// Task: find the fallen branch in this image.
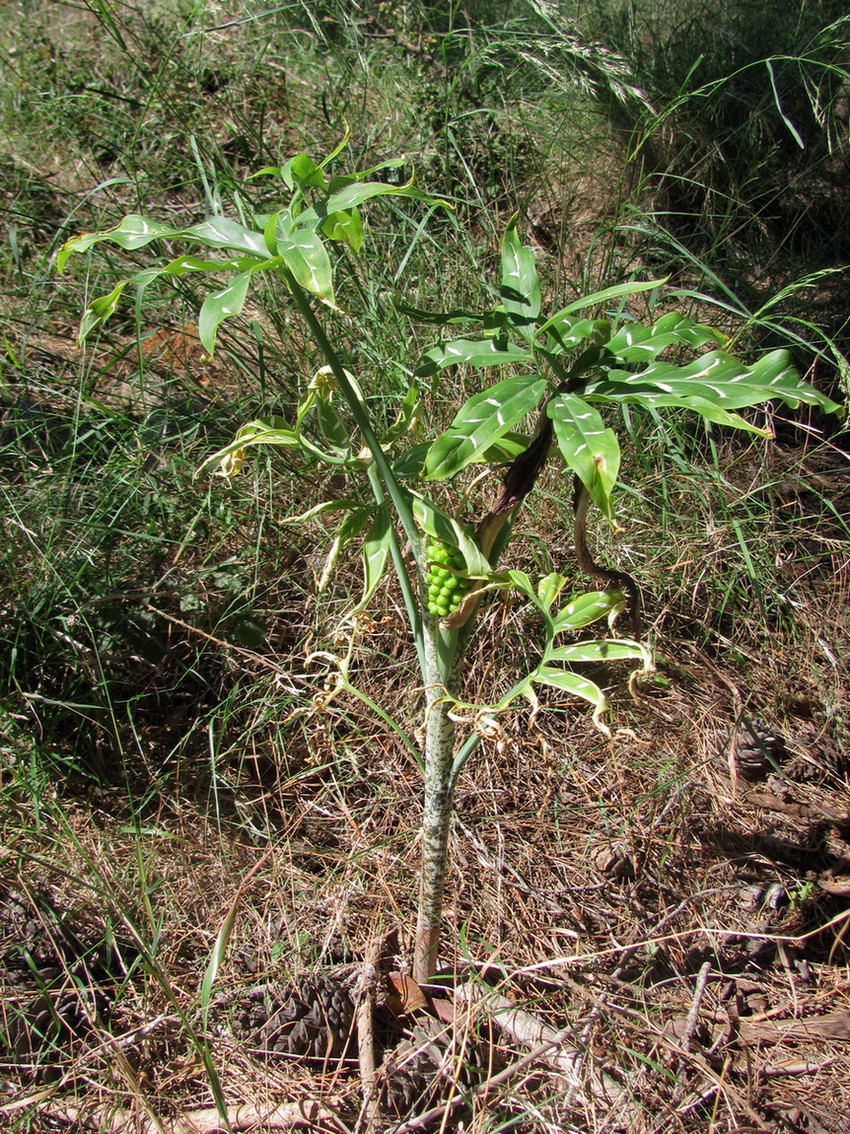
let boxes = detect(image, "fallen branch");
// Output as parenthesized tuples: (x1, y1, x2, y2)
(354, 935, 386, 1131)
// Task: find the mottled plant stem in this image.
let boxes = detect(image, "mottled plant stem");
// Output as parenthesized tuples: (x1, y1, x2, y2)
(413, 617, 463, 984)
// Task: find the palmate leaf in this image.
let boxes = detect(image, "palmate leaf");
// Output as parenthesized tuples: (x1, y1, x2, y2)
(425, 375, 547, 480)
(501, 216, 541, 336)
(60, 214, 277, 344)
(60, 169, 447, 341)
(414, 337, 533, 377)
(547, 393, 621, 524)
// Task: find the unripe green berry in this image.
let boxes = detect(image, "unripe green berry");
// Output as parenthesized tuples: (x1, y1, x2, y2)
(424, 533, 478, 618)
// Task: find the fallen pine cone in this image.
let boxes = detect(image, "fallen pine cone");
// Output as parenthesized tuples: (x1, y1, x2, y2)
(720, 716, 787, 780)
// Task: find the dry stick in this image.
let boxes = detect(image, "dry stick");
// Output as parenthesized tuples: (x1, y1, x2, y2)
(355, 937, 386, 1132)
(682, 961, 713, 1052)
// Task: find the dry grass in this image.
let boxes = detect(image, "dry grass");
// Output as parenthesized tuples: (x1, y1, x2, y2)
(2, 429, 848, 1133)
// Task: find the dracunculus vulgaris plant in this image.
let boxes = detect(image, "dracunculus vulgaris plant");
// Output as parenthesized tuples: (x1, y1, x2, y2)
(58, 143, 841, 983)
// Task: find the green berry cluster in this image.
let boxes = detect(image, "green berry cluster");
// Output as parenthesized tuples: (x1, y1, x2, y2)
(425, 538, 472, 618)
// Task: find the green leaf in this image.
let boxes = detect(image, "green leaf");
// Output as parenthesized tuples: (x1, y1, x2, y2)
(384, 382, 421, 443)
(324, 178, 417, 213)
(159, 253, 260, 277)
(281, 153, 326, 191)
(392, 444, 429, 478)
(547, 639, 651, 665)
(350, 509, 392, 614)
(295, 177, 449, 238)
(536, 573, 570, 612)
(58, 214, 179, 267)
(314, 394, 350, 451)
(605, 312, 726, 363)
(501, 569, 539, 603)
(198, 270, 251, 355)
(348, 156, 406, 179)
(766, 59, 805, 149)
(414, 338, 533, 378)
(479, 431, 530, 462)
(530, 666, 608, 714)
(424, 375, 547, 480)
(281, 498, 359, 525)
(396, 301, 495, 326)
(181, 217, 269, 258)
(277, 228, 335, 305)
(78, 280, 131, 340)
(318, 506, 374, 592)
(586, 348, 841, 416)
(411, 496, 491, 577)
(541, 315, 607, 352)
(200, 891, 241, 1031)
(536, 278, 668, 338)
(196, 418, 300, 477)
(76, 262, 171, 341)
(321, 208, 364, 252)
(500, 217, 541, 334)
(322, 177, 428, 214)
(551, 590, 625, 633)
(547, 393, 621, 523)
(60, 213, 274, 269)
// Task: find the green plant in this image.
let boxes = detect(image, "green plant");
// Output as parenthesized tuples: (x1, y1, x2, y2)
(58, 140, 841, 983)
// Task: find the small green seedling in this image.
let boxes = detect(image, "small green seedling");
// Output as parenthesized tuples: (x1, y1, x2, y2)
(59, 139, 841, 983)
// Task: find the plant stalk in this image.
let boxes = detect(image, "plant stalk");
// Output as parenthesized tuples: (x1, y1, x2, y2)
(414, 616, 464, 984)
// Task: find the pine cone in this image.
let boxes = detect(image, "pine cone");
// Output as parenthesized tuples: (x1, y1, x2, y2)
(380, 1036, 443, 1117)
(379, 1018, 493, 1118)
(725, 716, 786, 780)
(248, 972, 356, 1059)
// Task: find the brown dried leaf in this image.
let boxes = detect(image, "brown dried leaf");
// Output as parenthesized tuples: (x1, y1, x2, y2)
(385, 972, 429, 1015)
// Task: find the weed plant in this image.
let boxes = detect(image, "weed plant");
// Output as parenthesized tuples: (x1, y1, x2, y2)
(0, 2, 849, 1131)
